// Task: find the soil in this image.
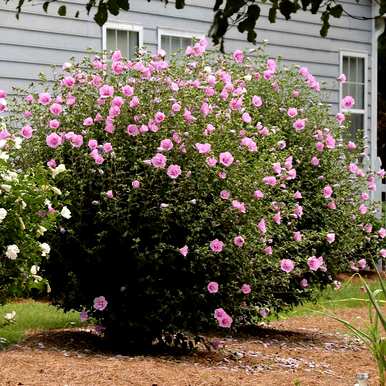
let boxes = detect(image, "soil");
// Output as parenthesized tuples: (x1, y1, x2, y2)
(0, 307, 383, 386)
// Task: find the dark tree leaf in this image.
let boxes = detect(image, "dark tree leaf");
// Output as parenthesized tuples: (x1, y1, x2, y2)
(58, 5, 66, 16)
(43, 1, 50, 13)
(300, 0, 311, 11)
(268, 6, 278, 23)
(329, 4, 343, 17)
(117, 0, 129, 11)
(320, 11, 330, 37)
(213, 0, 223, 11)
(247, 29, 257, 43)
(75, 10, 80, 17)
(94, 2, 108, 26)
(175, 0, 185, 9)
(380, 0, 386, 14)
(311, 0, 323, 14)
(107, 0, 120, 15)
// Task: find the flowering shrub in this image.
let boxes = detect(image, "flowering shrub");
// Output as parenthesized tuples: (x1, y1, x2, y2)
(6, 41, 386, 348)
(0, 115, 62, 304)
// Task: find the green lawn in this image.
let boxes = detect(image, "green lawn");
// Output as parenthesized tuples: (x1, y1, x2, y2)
(0, 278, 384, 348)
(0, 301, 81, 347)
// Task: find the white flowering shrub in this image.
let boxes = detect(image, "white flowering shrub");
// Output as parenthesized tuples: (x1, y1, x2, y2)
(5, 41, 386, 349)
(0, 115, 62, 303)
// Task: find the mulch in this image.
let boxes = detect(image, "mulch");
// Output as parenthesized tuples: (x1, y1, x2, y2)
(0, 307, 382, 386)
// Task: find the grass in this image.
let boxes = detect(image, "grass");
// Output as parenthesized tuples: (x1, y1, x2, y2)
(0, 278, 384, 348)
(0, 300, 81, 347)
(280, 278, 385, 319)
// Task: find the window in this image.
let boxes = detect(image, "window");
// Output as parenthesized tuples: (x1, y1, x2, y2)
(158, 29, 204, 57)
(340, 52, 368, 138)
(102, 23, 143, 60)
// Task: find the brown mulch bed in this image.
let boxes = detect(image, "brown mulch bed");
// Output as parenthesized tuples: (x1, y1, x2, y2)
(0, 307, 382, 386)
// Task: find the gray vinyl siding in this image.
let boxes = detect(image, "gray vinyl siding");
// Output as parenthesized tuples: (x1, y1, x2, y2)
(0, 0, 373, 144)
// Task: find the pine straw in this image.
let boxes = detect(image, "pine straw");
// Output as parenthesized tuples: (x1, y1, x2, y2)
(0, 307, 382, 386)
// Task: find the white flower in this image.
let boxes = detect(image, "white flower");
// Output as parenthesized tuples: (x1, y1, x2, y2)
(160, 203, 169, 208)
(5, 244, 19, 260)
(4, 311, 16, 322)
(0, 151, 9, 161)
(244, 74, 252, 81)
(0, 208, 7, 222)
(0, 140, 7, 149)
(1, 171, 18, 182)
(51, 164, 66, 178)
(204, 66, 212, 73)
(37, 225, 47, 237)
(0, 184, 11, 192)
(30, 265, 40, 275)
(60, 206, 71, 219)
(14, 137, 23, 149)
(40, 243, 50, 257)
(51, 187, 62, 195)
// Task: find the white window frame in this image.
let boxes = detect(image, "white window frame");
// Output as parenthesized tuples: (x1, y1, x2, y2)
(157, 27, 205, 53)
(102, 22, 144, 55)
(339, 50, 368, 136)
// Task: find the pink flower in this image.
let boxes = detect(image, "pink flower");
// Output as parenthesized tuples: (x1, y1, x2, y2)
(241, 284, 251, 295)
(293, 204, 303, 218)
(220, 190, 230, 200)
(106, 190, 114, 198)
(233, 235, 245, 248)
(380, 249, 386, 258)
(155, 111, 166, 123)
(327, 201, 337, 210)
(132, 180, 141, 189)
(179, 245, 189, 256)
(172, 102, 181, 113)
(160, 139, 174, 151)
(216, 312, 233, 328)
(263, 246, 273, 255)
(83, 117, 94, 126)
(336, 113, 345, 124)
(122, 85, 134, 97)
(254, 190, 264, 199)
(38, 92, 52, 105)
(46, 133, 62, 148)
(341, 95, 355, 109)
(50, 103, 62, 116)
(207, 157, 218, 167)
(49, 119, 60, 129)
(280, 259, 295, 273)
(322, 185, 333, 199)
(151, 153, 167, 169)
(47, 159, 57, 168)
(360, 192, 369, 201)
(252, 95, 263, 107)
(207, 281, 219, 294)
(378, 228, 386, 239)
(233, 49, 244, 63)
(294, 191, 302, 200)
(357, 259, 367, 270)
(167, 164, 182, 179)
(311, 156, 320, 167)
(103, 143, 113, 153)
(326, 233, 335, 244)
(219, 152, 234, 167)
(0, 89, 6, 98)
(20, 125, 33, 139)
(232, 200, 246, 213)
(127, 124, 139, 136)
(359, 204, 368, 215)
(257, 218, 267, 235)
(307, 256, 324, 271)
(242, 112, 252, 124)
(273, 212, 282, 224)
(293, 231, 302, 242)
(337, 73, 346, 83)
(300, 279, 309, 288)
(93, 296, 108, 311)
(262, 176, 277, 186)
(195, 143, 211, 154)
(99, 85, 114, 98)
(112, 50, 122, 61)
(287, 107, 298, 117)
(325, 134, 336, 149)
(293, 119, 306, 132)
(71, 134, 83, 148)
(80, 310, 88, 322)
(210, 239, 224, 253)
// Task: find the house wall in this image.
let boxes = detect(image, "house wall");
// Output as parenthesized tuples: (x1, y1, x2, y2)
(0, 0, 373, 146)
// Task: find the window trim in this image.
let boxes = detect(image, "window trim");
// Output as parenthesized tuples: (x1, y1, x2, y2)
(339, 51, 368, 135)
(157, 27, 205, 53)
(102, 22, 144, 54)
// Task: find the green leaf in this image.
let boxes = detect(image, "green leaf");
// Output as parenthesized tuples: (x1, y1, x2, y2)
(57, 5, 66, 16)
